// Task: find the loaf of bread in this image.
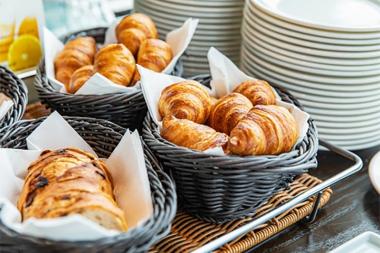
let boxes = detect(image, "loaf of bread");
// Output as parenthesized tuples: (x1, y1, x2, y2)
(18, 148, 128, 232)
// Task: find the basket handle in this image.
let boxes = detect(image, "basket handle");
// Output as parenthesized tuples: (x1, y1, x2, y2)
(192, 139, 363, 253)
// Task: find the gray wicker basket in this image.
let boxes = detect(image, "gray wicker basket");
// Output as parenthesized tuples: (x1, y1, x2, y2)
(143, 74, 319, 223)
(34, 27, 183, 130)
(0, 66, 27, 130)
(0, 116, 177, 253)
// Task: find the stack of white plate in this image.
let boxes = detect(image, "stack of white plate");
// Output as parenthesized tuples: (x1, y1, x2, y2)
(241, 0, 380, 150)
(134, 0, 244, 77)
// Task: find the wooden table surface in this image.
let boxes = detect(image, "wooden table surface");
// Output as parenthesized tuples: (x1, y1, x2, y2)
(254, 146, 380, 253)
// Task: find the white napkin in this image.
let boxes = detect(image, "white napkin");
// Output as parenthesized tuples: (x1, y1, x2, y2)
(44, 17, 198, 95)
(0, 93, 14, 121)
(0, 112, 153, 241)
(208, 47, 310, 145)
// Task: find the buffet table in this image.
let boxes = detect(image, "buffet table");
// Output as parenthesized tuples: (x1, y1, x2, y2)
(254, 147, 380, 253)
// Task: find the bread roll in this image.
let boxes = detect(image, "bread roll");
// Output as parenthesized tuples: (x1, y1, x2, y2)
(161, 116, 228, 151)
(54, 37, 96, 90)
(233, 80, 276, 105)
(69, 65, 94, 93)
(116, 13, 158, 56)
(94, 44, 136, 86)
(228, 105, 298, 156)
(208, 93, 253, 134)
(159, 80, 212, 124)
(132, 39, 173, 84)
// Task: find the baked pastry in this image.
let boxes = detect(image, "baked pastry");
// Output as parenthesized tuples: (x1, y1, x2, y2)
(18, 148, 128, 232)
(228, 105, 298, 156)
(54, 37, 96, 90)
(161, 116, 228, 151)
(116, 13, 158, 56)
(208, 93, 253, 134)
(94, 44, 136, 86)
(233, 80, 276, 105)
(132, 39, 173, 84)
(159, 80, 212, 124)
(69, 65, 94, 93)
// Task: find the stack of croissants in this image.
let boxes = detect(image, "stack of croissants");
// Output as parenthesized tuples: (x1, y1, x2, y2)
(17, 148, 128, 232)
(159, 79, 299, 156)
(54, 13, 173, 93)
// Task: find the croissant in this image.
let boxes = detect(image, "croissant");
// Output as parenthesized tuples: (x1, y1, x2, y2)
(233, 80, 276, 105)
(228, 105, 298, 156)
(94, 43, 136, 86)
(18, 148, 128, 232)
(132, 39, 173, 84)
(116, 13, 158, 56)
(69, 65, 94, 93)
(54, 36, 96, 90)
(159, 80, 212, 124)
(161, 116, 229, 151)
(208, 93, 253, 135)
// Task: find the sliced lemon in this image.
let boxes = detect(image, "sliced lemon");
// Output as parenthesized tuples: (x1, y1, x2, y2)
(8, 35, 42, 71)
(18, 17, 39, 38)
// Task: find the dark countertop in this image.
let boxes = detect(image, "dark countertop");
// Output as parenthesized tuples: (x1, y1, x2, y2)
(255, 146, 380, 253)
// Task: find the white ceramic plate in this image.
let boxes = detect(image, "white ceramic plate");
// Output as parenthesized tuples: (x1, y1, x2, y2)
(248, 1, 380, 40)
(246, 5, 380, 46)
(316, 117, 380, 129)
(241, 50, 380, 89)
(240, 59, 380, 97)
(330, 232, 380, 252)
(369, 154, 380, 194)
(242, 32, 380, 66)
(242, 24, 380, 59)
(137, 0, 244, 14)
(244, 10, 380, 52)
(319, 128, 380, 140)
(244, 38, 380, 72)
(254, 0, 380, 32)
(245, 44, 380, 78)
(325, 138, 380, 151)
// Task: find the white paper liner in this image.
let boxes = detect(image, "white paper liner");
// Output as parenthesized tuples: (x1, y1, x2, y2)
(138, 48, 310, 155)
(0, 93, 14, 121)
(207, 47, 310, 145)
(44, 17, 198, 95)
(0, 112, 153, 241)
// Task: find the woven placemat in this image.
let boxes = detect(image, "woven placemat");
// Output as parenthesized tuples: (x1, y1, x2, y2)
(150, 174, 332, 253)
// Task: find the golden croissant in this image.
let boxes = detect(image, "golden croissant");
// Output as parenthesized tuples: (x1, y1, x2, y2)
(116, 13, 158, 56)
(161, 116, 229, 151)
(132, 39, 173, 84)
(18, 148, 128, 232)
(228, 105, 298, 156)
(94, 43, 136, 86)
(208, 93, 253, 134)
(54, 37, 96, 90)
(159, 80, 212, 124)
(233, 80, 276, 105)
(69, 65, 94, 93)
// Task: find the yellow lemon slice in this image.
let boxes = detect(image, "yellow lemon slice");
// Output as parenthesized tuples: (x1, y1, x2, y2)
(8, 35, 42, 71)
(18, 17, 39, 38)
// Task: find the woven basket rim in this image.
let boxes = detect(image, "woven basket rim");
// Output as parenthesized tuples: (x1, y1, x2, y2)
(0, 66, 28, 129)
(143, 74, 318, 172)
(0, 116, 177, 247)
